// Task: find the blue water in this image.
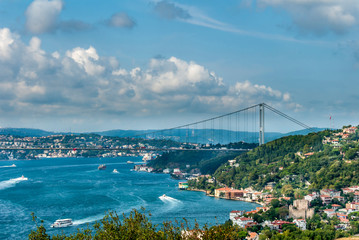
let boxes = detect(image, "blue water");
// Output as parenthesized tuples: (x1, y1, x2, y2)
(0, 157, 259, 239)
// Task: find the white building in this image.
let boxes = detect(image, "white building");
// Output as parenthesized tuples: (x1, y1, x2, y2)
(294, 219, 306, 230)
(233, 217, 254, 228)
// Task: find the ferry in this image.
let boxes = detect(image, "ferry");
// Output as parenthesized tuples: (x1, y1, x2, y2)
(98, 164, 106, 170)
(51, 219, 73, 228)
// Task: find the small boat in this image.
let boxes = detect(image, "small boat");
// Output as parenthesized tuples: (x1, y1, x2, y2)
(51, 219, 73, 228)
(113, 169, 119, 173)
(21, 175, 28, 180)
(126, 161, 134, 164)
(11, 164, 16, 167)
(98, 164, 106, 170)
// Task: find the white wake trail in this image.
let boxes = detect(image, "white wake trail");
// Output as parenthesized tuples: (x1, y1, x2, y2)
(0, 176, 28, 190)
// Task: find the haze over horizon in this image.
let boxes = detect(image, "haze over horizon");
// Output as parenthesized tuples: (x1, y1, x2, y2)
(0, 0, 358, 133)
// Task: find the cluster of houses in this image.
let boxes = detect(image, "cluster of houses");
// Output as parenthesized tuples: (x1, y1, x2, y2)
(229, 207, 306, 240)
(225, 185, 359, 236)
(214, 187, 290, 205)
(322, 126, 357, 146)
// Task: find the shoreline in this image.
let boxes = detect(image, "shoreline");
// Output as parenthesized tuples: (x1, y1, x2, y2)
(187, 188, 265, 206)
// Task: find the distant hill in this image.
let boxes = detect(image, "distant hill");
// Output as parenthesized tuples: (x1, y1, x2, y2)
(0, 128, 54, 137)
(0, 127, 325, 143)
(95, 128, 325, 144)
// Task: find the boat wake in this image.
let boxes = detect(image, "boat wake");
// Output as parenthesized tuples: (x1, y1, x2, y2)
(0, 176, 28, 190)
(72, 214, 104, 226)
(0, 164, 16, 168)
(159, 194, 181, 203)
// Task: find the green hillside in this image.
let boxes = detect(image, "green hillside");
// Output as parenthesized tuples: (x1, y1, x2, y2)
(213, 127, 359, 193)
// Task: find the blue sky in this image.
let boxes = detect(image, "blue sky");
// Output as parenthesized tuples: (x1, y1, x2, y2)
(0, 0, 358, 132)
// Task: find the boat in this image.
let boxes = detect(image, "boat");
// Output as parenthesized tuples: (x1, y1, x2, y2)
(11, 164, 16, 167)
(20, 175, 28, 180)
(113, 169, 119, 173)
(98, 164, 106, 170)
(51, 219, 73, 228)
(126, 161, 134, 164)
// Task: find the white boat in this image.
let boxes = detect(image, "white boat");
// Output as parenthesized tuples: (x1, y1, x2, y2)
(159, 194, 180, 202)
(126, 161, 134, 164)
(51, 219, 73, 228)
(20, 175, 28, 180)
(113, 169, 119, 173)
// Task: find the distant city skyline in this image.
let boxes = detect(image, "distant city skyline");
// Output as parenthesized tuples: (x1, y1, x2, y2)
(0, 0, 358, 132)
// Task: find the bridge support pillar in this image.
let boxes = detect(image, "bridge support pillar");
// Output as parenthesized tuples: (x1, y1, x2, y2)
(259, 103, 265, 145)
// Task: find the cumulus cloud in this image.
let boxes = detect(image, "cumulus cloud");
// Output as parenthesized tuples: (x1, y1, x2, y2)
(0, 27, 295, 119)
(25, 0, 63, 34)
(107, 12, 136, 29)
(153, 1, 191, 20)
(258, 0, 359, 35)
(25, 0, 91, 34)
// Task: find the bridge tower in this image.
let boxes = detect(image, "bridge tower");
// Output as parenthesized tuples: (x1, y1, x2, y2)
(259, 103, 265, 145)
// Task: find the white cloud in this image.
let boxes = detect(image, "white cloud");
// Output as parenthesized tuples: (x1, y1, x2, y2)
(66, 46, 105, 76)
(107, 12, 136, 28)
(25, 0, 63, 34)
(0, 28, 18, 61)
(258, 0, 359, 35)
(0, 27, 295, 119)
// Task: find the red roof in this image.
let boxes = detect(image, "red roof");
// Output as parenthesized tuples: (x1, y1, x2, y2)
(235, 217, 253, 221)
(230, 210, 243, 213)
(216, 187, 231, 191)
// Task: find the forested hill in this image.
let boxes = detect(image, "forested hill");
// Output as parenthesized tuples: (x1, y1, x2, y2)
(213, 127, 359, 193)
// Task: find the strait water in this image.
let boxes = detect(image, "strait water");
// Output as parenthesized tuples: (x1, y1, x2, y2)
(0, 157, 259, 239)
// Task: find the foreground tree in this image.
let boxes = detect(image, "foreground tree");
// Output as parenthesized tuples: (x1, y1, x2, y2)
(29, 208, 248, 240)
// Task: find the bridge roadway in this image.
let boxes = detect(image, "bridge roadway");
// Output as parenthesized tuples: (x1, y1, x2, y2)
(0, 147, 250, 152)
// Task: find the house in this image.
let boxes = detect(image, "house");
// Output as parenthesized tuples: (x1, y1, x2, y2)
(346, 202, 359, 211)
(163, 168, 170, 174)
(354, 192, 359, 202)
(178, 182, 188, 190)
(293, 219, 306, 230)
(333, 196, 345, 202)
(233, 217, 254, 228)
(323, 209, 336, 217)
(320, 195, 332, 205)
(228, 159, 236, 166)
(320, 189, 341, 198)
(271, 220, 294, 231)
(214, 187, 232, 198)
(173, 168, 181, 174)
(343, 126, 357, 134)
(246, 232, 259, 240)
(214, 187, 244, 199)
(336, 213, 349, 223)
(342, 188, 355, 194)
(304, 192, 319, 202)
(229, 210, 244, 222)
(332, 204, 341, 211)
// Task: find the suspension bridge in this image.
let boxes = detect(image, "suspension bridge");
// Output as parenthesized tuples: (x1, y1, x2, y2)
(0, 103, 314, 153)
